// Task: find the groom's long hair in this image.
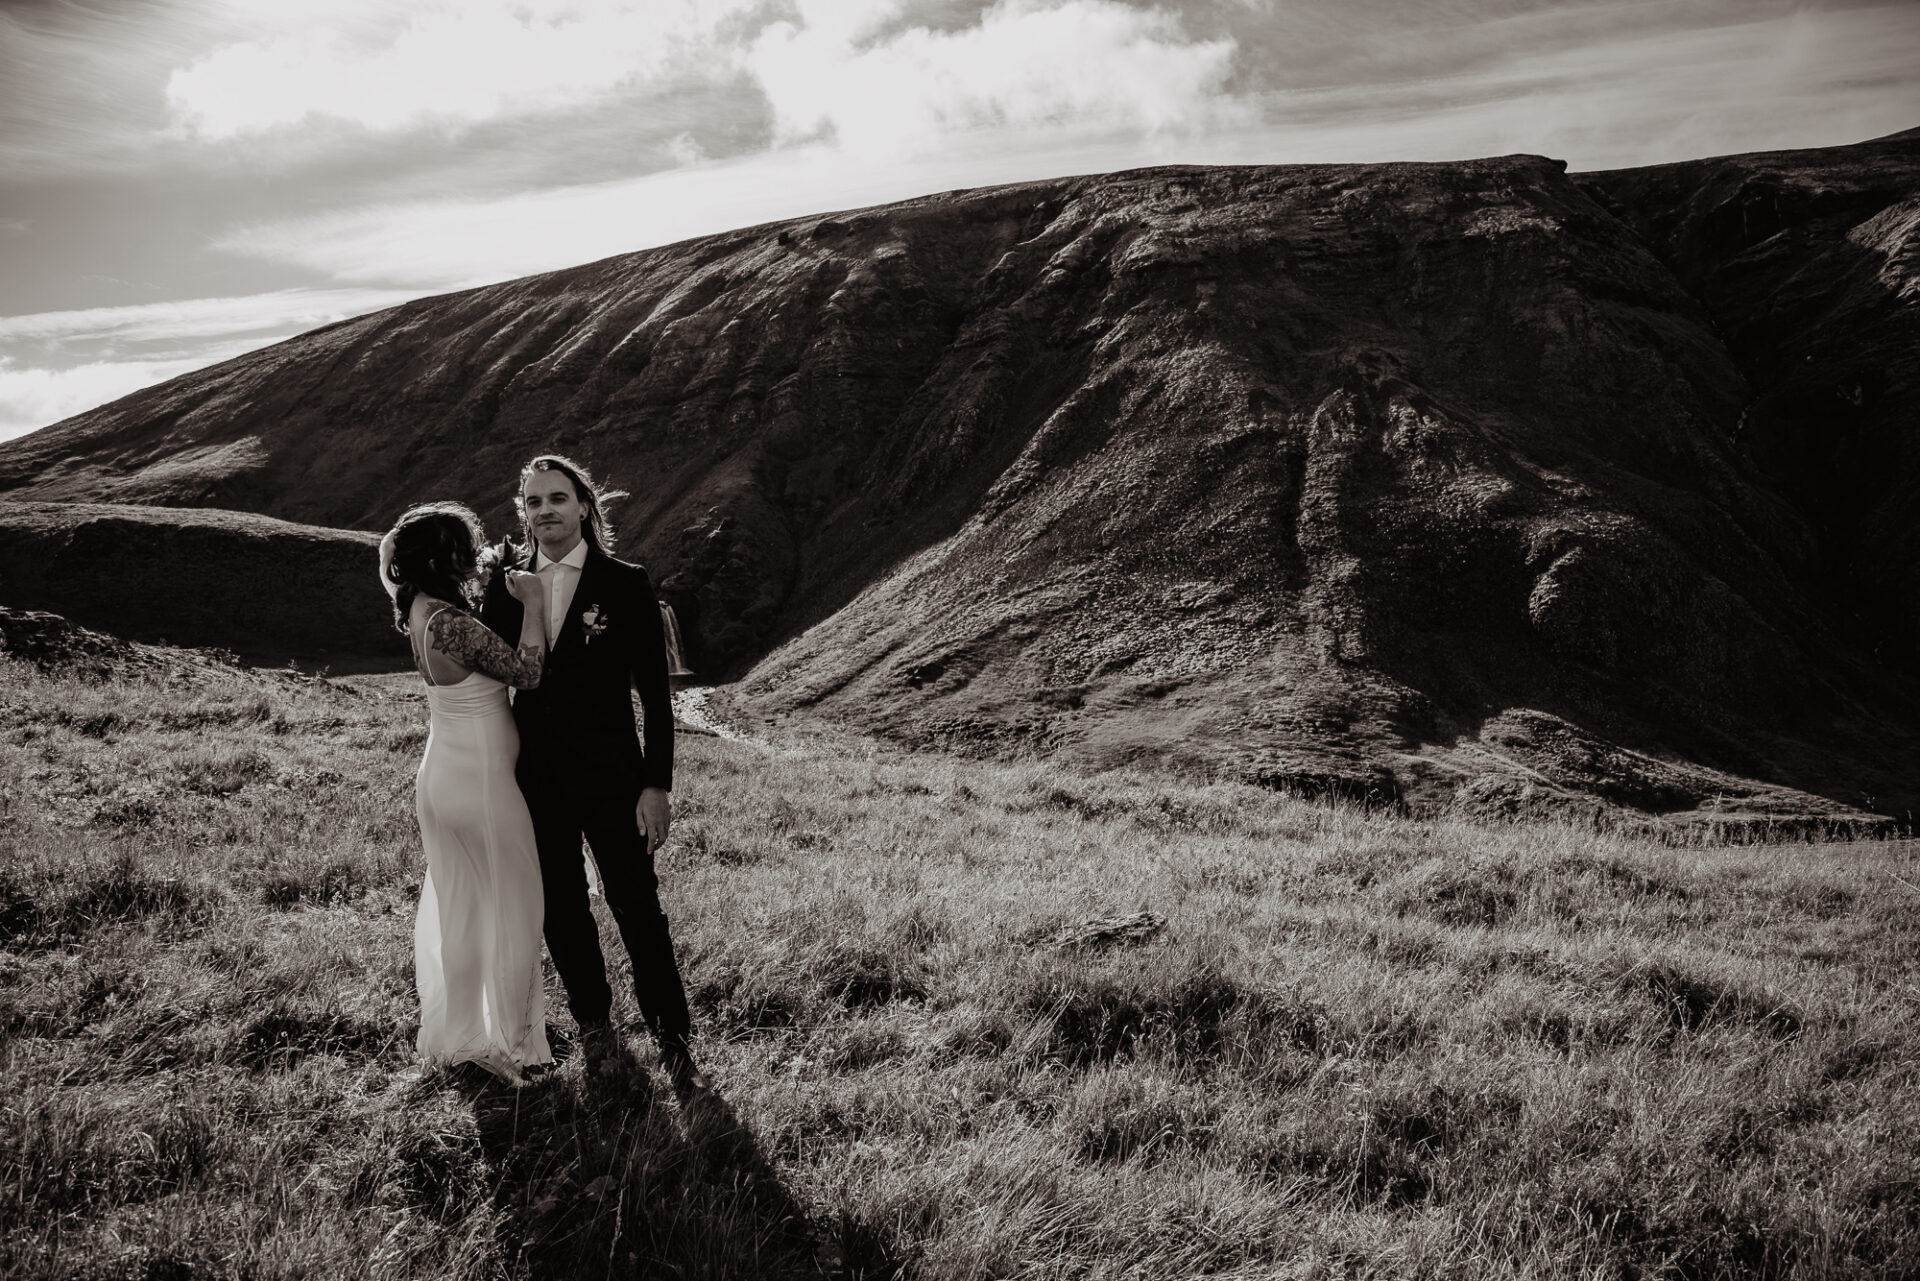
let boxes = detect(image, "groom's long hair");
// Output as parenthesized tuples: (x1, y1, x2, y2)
(515, 454, 627, 556)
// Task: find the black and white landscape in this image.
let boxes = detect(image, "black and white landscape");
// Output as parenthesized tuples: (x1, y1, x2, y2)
(6, 129, 1920, 828)
(4, 3, 1920, 1278)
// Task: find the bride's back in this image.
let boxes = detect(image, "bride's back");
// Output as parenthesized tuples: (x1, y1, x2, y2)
(409, 596, 482, 687)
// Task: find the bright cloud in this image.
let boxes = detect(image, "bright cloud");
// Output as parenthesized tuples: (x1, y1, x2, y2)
(208, 3, 1920, 294)
(166, 0, 760, 138)
(213, 141, 1052, 288)
(751, 0, 1243, 157)
(0, 287, 426, 439)
(0, 356, 227, 440)
(164, 0, 1246, 153)
(0, 287, 422, 353)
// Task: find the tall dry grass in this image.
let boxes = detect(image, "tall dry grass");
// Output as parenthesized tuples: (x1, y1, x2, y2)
(3, 651, 1918, 1279)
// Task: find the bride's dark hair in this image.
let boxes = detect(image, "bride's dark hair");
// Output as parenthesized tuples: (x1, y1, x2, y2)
(383, 503, 492, 633)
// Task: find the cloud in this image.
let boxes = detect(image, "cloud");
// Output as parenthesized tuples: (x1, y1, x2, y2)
(162, 0, 1247, 157)
(750, 0, 1244, 158)
(213, 135, 1196, 289)
(0, 287, 426, 439)
(0, 355, 231, 441)
(0, 2, 188, 176)
(1234, 1, 1920, 169)
(202, 0, 1250, 288)
(0, 287, 421, 353)
(208, 2, 1920, 294)
(165, 0, 762, 139)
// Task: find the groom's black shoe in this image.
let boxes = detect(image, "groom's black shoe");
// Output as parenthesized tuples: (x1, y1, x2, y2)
(659, 1035, 710, 1099)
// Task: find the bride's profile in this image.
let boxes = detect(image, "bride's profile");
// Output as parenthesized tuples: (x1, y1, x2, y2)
(380, 502, 553, 1084)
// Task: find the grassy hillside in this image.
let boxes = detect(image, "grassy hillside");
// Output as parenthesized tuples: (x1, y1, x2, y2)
(3, 648, 1919, 1279)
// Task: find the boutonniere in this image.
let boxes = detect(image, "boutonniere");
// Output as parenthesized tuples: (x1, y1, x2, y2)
(580, 604, 609, 642)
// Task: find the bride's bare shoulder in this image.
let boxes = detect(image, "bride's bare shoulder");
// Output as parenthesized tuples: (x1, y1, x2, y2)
(408, 594, 459, 629)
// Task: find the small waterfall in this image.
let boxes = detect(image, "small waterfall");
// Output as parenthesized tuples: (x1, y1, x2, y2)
(659, 602, 695, 677)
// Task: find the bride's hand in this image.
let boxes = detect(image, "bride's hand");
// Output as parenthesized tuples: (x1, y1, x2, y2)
(504, 568, 544, 607)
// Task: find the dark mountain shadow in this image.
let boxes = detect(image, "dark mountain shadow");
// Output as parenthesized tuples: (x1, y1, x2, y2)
(1583, 131, 1920, 680)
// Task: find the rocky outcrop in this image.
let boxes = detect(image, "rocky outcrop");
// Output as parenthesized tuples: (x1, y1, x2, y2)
(1, 606, 164, 679)
(3, 134, 1917, 824)
(0, 503, 404, 667)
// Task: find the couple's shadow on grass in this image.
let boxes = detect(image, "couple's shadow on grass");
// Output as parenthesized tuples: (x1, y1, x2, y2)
(436, 1032, 903, 1280)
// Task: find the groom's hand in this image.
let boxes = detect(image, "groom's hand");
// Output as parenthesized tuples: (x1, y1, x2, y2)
(637, 787, 672, 853)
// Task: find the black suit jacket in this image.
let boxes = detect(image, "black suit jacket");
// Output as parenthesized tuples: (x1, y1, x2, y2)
(481, 542, 674, 796)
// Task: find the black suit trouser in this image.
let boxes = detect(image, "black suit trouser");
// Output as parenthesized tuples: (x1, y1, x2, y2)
(522, 779, 691, 1039)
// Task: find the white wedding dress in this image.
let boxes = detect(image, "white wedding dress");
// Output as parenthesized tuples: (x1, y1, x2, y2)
(412, 661, 552, 1082)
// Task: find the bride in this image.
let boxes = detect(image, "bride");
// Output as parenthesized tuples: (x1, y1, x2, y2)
(380, 503, 553, 1083)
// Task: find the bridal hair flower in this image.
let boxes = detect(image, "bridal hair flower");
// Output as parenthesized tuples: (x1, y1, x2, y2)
(377, 529, 401, 601)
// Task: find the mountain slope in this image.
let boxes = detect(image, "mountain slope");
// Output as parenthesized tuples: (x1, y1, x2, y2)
(4, 137, 1916, 823)
(1583, 133, 1920, 677)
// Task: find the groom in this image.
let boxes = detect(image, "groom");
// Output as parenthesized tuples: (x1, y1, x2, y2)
(480, 453, 705, 1094)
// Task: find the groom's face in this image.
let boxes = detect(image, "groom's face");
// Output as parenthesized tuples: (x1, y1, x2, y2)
(522, 468, 584, 555)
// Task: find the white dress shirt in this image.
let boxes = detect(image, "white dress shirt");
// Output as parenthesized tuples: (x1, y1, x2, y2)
(533, 539, 589, 643)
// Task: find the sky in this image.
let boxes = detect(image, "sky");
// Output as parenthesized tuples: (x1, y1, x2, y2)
(1, 0, 1916, 441)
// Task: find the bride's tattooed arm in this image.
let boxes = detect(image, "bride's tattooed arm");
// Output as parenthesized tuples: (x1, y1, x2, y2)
(428, 609, 545, 688)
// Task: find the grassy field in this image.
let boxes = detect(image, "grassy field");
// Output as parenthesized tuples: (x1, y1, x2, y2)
(4, 646, 1920, 1280)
